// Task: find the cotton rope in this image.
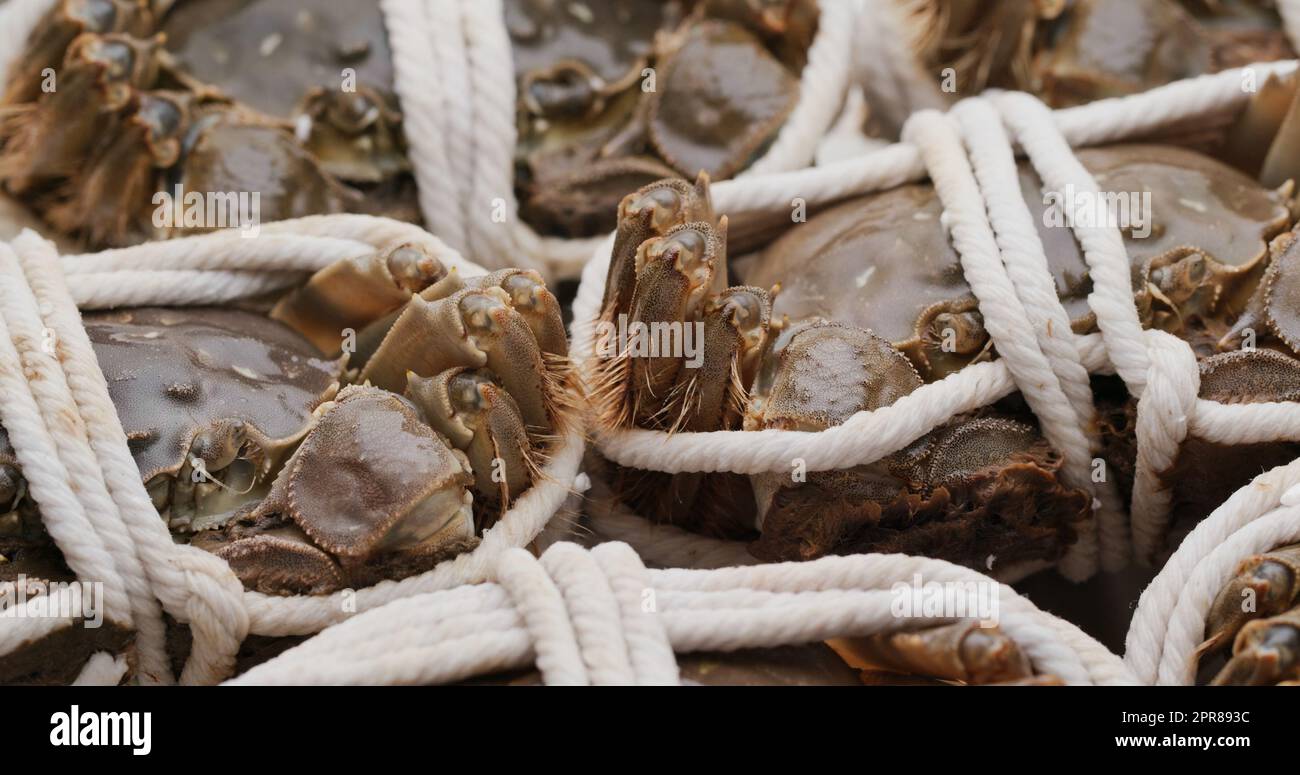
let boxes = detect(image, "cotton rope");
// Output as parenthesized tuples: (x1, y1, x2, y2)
(0, 218, 584, 684)
(226, 540, 1136, 685)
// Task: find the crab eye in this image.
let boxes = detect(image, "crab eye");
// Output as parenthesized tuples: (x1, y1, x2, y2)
(385, 244, 444, 293)
(1182, 254, 1207, 284)
(189, 420, 246, 470)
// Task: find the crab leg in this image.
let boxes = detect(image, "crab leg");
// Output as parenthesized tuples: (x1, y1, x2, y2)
(1199, 543, 1300, 659)
(0, 32, 161, 194)
(840, 621, 1035, 685)
(1212, 605, 1300, 686)
(1, 0, 154, 106)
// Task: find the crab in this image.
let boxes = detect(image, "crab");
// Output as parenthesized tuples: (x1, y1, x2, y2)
(0, 0, 412, 247)
(510, 0, 813, 237)
(892, 0, 1293, 117)
(590, 174, 1089, 570)
(80, 243, 574, 595)
(590, 138, 1300, 571)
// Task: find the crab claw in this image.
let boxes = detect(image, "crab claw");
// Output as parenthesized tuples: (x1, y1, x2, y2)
(407, 368, 533, 513)
(1211, 606, 1300, 685)
(602, 173, 715, 321)
(46, 89, 186, 244)
(1, 0, 154, 106)
(1199, 544, 1300, 659)
(839, 621, 1034, 685)
(361, 281, 569, 437)
(0, 32, 161, 194)
(210, 387, 476, 595)
(271, 242, 456, 357)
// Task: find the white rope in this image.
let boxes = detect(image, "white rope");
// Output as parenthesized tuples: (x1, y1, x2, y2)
(228, 541, 1134, 685)
(72, 652, 130, 686)
(0, 218, 583, 683)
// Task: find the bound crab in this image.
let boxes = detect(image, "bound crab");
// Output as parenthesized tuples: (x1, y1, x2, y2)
(510, 0, 817, 237)
(0, 0, 412, 247)
(589, 125, 1300, 571)
(1194, 542, 1300, 685)
(66, 244, 574, 596)
(877, 0, 1293, 124)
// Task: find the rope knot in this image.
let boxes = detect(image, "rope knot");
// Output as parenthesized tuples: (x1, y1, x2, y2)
(492, 542, 677, 685)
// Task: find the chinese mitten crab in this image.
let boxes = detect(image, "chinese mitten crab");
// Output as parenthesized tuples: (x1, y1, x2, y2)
(892, 0, 1293, 113)
(591, 174, 1090, 571)
(0, 0, 412, 246)
(82, 245, 574, 595)
(591, 136, 1300, 572)
(509, 0, 816, 237)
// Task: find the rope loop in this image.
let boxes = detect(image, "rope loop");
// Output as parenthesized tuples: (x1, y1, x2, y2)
(228, 541, 1134, 685)
(0, 216, 584, 684)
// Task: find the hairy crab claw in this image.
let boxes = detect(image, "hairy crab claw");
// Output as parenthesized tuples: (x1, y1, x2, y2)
(1, 0, 156, 107)
(270, 241, 457, 359)
(0, 0, 409, 248)
(193, 386, 477, 596)
(0, 31, 162, 196)
(509, 0, 813, 238)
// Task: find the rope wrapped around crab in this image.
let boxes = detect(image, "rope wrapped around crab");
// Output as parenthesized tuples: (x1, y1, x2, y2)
(584, 68, 1300, 578)
(0, 243, 575, 682)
